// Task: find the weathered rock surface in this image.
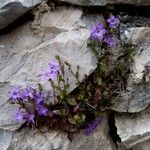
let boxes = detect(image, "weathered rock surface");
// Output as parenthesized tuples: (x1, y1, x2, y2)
(115, 106, 150, 149)
(69, 114, 116, 150)
(0, 0, 44, 30)
(0, 103, 23, 131)
(0, 113, 116, 150)
(0, 129, 12, 150)
(57, 0, 150, 6)
(7, 128, 70, 150)
(111, 27, 150, 112)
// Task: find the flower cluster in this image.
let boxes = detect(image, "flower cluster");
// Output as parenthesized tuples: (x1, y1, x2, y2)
(9, 86, 34, 103)
(91, 23, 107, 41)
(9, 85, 49, 124)
(91, 15, 120, 47)
(9, 59, 88, 132)
(13, 107, 35, 124)
(40, 61, 60, 81)
(9, 60, 61, 125)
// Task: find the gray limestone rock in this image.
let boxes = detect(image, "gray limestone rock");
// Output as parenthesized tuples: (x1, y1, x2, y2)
(0, 103, 23, 131)
(7, 128, 70, 150)
(69, 114, 116, 150)
(115, 106, 150, 149)
(0, 0, 44, 30)
(0, 129, 12, 150)
(57, 0, 150, 6)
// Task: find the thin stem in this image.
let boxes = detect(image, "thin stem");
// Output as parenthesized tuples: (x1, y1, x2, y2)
(49, 80, 56, 103)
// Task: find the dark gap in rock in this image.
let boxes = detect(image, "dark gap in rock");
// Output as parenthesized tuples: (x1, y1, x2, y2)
(0, 12, 34, 36)
(108, 112, 121, 149)
(52, 0, 150, 18)
(110, 4, 150, 27)
(52, 0, 150, 17)
(108, 4, 150, 17)
(51, 0, 79, 7)
(51, 1, 150, 27)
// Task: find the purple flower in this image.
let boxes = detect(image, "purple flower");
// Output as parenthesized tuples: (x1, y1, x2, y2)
(34, 91, 45, 105)
(104, 36, 115, 47)
(49, 60, 60, 72)
(40, 60, 60, 81)
(36, 105, 48, 116)
(40, 69, 52, 80)
(9, 87, 22, 102)
(91, 23, 107, 41)
(12, 107, 26, 123)
(20, 87, 34, 103)
(107, 15, 120, 29)
(48, 70, 59, 81)
(91, 26, 97, 35)
(97, 23, 104, 30)
(83, 118, 102, 136)
(23, 87, 34, 98)
(25, 112, 35, 124)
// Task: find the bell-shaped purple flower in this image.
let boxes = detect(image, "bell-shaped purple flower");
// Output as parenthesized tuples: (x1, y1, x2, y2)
(91, 23, 107, 41)
(40, 60, 60, 81)
(12, 107, 26, 123)
(107, 15, 120, 29)
(23, 87, 34, 98)
(104, 36, 115, 47)
(25, 112, 35, 125)
(49, 60, 60, 72)
(36, 105, 48, 116)
(9, 87, 22, 102)
(34, 91, 45, 105)
(20, 87, 34, 103)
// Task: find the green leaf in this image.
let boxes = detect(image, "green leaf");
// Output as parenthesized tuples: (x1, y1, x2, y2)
(61, 109, 67, 116)
(53, 85, 60, 91)
(99, 62, 107, 73)
(81, 114, 86, 121)
(73, 115, 82, 122)
(38, 83, 43, 91)
(97, 78, 102, 86)
(55, 55, 61, 61)
(59, 76, 65, 82)
(65, 84, 70, 89)
(67, 98, 77, 106)
(103, 91, 109, 98)
(60, 94, 64, 100)
(68, 117, 76, 125)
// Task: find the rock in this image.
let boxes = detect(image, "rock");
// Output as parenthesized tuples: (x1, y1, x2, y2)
(57, 0, 150, 6)
(41, 7, 83, 31)
(0, 6, 99, 131)
(69, 114, 116, 150)
(111, 27, 150, 112)
(132, 138, 150, 150)
(0, 0, 44, 30)
(7, 128, 70, 150)
(0, 129, 12, 150)
(115, 106, 150, 149)
(0, 103, 23, 131)
(0, 113, 116, 150)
